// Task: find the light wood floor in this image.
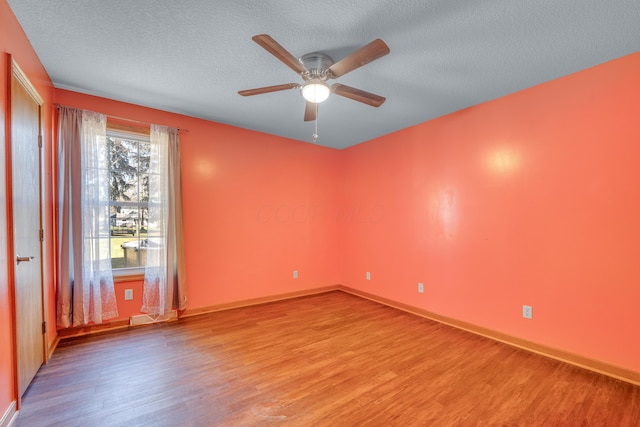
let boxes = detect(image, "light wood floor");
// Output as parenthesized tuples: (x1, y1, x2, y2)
(15, 291, 640, 426)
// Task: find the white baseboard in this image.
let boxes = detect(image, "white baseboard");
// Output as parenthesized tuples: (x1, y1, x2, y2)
(0, 401, 17, 427)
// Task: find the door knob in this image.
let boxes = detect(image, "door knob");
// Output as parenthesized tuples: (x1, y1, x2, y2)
(16, 255, 35, 264)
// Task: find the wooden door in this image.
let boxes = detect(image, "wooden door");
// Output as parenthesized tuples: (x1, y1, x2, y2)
(9, 58, 45, 398)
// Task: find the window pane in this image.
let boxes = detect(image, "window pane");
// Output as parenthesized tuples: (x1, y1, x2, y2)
(110, 204, 136, 269)
(140, 206, 149, 234)
(120, 238, 147, 269)
(139, 172, 149, 203)
(110, 205, 138, 234)
(108, 137, 141, 203)
(133, 140, 150, 173)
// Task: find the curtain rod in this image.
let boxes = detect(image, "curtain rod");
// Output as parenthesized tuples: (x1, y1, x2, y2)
(55, 103, 189, 133)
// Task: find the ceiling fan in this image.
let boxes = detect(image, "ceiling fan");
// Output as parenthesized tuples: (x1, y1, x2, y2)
(238, 34, 390, 122)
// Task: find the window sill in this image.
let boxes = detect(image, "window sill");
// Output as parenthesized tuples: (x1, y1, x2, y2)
(114, 273, 144, 283)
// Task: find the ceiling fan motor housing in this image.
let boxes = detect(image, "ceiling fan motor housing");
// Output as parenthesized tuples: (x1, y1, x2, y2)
(300, 52, 334, 80)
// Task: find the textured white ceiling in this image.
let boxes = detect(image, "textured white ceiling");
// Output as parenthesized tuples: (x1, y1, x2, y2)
(7, 0, 640, 149)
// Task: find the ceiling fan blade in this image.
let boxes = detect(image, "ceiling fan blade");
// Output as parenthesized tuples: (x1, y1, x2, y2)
(304, 101, 317, 121)
(238, 83, 299, 96)
(252, 34, 308, 75)
(328, 39, 390, 78)
(332, 83, 386, 107)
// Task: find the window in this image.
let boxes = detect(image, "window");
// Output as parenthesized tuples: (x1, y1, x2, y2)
(58, 108, 186, 324)
(107, 128, 150, 274)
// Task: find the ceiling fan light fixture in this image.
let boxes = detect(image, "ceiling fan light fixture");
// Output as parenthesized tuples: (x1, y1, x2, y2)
(301, 81, 330, 103)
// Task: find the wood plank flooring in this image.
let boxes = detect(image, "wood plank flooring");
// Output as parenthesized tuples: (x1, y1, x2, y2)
(15, 291, 640, 426)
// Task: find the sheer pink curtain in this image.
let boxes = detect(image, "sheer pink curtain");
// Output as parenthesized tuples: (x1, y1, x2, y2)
(57, 106, 118, 327)
(141, 124, 187, 315)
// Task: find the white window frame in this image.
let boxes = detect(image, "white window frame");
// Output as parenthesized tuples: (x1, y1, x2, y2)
(106, 126, 150, 278)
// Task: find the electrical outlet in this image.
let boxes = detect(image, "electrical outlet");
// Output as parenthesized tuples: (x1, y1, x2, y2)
(366, 271, 371, 281)
(293, 270, 299, 279)
(418, 282, 424, 293)
(124, 289, 133, 301)
(523, 305, 532, 319)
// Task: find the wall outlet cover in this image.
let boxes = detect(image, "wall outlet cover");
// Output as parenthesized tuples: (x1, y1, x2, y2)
(523, 305, 533, 319)
(418, 283, 424, 293)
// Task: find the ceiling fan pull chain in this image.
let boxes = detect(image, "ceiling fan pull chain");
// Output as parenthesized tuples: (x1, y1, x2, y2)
(312, 103, 319, 142)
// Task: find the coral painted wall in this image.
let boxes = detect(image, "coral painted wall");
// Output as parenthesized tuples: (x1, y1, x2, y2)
(1, 0, 56, 416)
(3, 1, 640, 420)
(340, 53, 640, 373)
(55, 89, 342, 315)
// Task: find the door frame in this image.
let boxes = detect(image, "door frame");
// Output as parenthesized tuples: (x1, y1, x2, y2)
(5, 54, 48, 407)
